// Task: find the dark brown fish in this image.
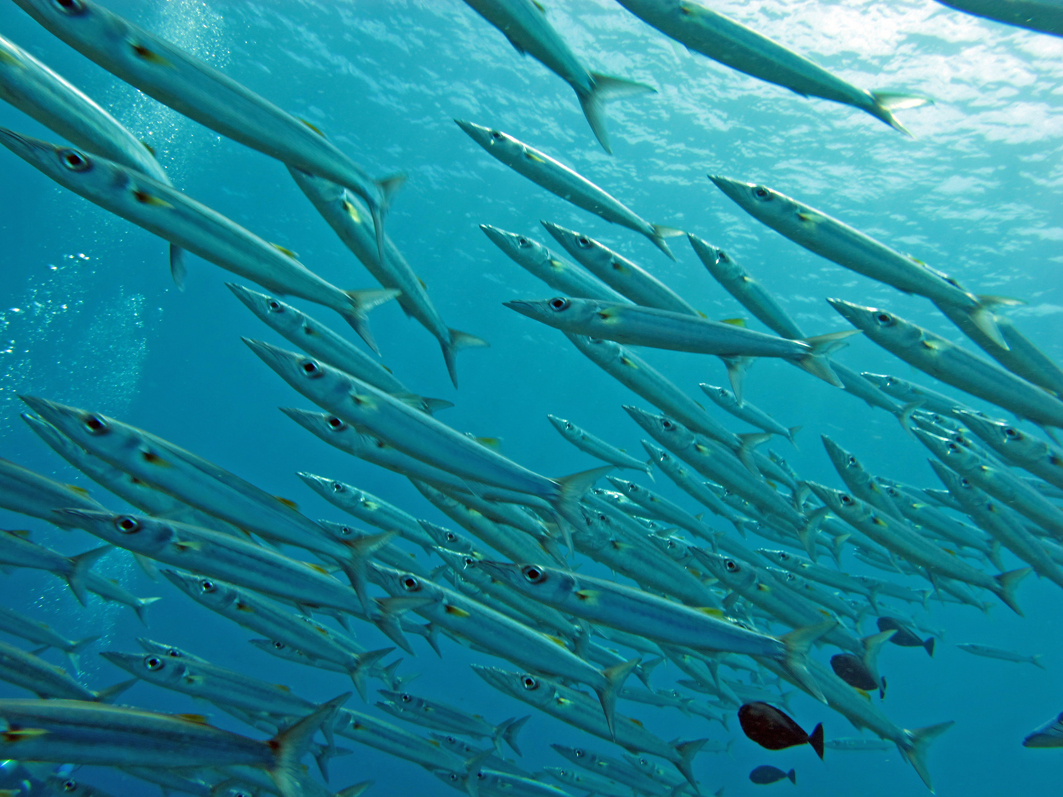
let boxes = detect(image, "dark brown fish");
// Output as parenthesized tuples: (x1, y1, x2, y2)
(738, 702, 824, 759)
(830, 653, 885, 698)
(750, 765, 796, 785)
(877, 617, 935, 657)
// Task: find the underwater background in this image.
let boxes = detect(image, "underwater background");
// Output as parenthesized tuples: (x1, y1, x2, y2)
(0, 0, 1061, 794)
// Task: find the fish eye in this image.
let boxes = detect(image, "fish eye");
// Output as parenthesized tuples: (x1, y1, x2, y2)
(717, 250, 729, 263)
(627, 484, 640, 494)
(548, 297, 570, 311)
(574, 748, 585, 758)
(476, 773, 486, 780)
(199, 579, 216, 593)
(338, 526, 353, 536)
(82, 414, 109, 435)
(273, 641, 286, 649)
(326, 416, 346, 431)
(445, 532, 457, 542)
(752, 186, 771, 200)
(299, 359, 324, 378)
(462, 556, 475, 567)
(840, 494, 854, 506)
(875, 313, 894, 326)
(661, 419, 675, 431)
(401, 576, 421, 592)
(58, 148, 91, 172)
(1004, 427, 1021, 439)
(521, 565, 546, 583)
(61, 780, 78, 792)
(445, 735, 456, 743)
(779, 552, 790, 560)
(331, 481, 345, 493)
(490, 130, 502, 140)
(400, 693, 412, 703)
(947, 442, 961, 452)
(847, 456, 857, 467)
(960, 477, 972, 488)
(115, 516, 140, 533)
(516, 236, 531, 248)
(576, 236, 592, 248)
(522, 675, 539, 690)
(144, 656, 163, 671)
(266, 300, 284, 313)
(724, 559, 739, 572)
(52, 0, 87, 14)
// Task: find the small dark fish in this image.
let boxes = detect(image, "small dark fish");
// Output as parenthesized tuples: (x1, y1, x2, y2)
(877, 617, 935, 657)
(830, 653, 885, 697)
(738, 702, 824, 759)
(750, 765, 796, 785)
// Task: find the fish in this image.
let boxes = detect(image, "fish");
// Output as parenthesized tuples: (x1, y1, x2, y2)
(700, 384, 799, 445)
(376, 689, 528, 755)
(955, 410, 1063, 491)
(936, 1, 1063, 38)
(288, 168, 487, 385)
(458, 0, 655, 152)
(541, 765, 635, 797)
(0, 604, 97, 673)
(739, 702, 824, 758)
(455, 121, 681, 259)
(1024, 712, 1063, 747)
(548, 415, 653, 474)
(828, 300, 1063, 430)
(830, 653, 884, 696)
(0, 455, 108, 528)
(614, 0, 928, 133)
(688, 235, 805, 340)
(0, 131, 398, 347)
(709, 176, 1009, 347)
(11, 0, 404, 264)
(550, 743, 669, 795)
(506, 297, 855, 388)
(877, 617, 936, 657)
(956, 643, 1046, 669)
(0, 639, 133, 702)
(541, 221, 699, 315)
(0, 696, 346, 797)
(749, 765, 796, 785)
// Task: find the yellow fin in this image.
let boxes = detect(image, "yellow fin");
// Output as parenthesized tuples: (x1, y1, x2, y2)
(65, 484, 91, 497)
(532, 0, 545, 12)
(856, 690, 871, 702)
(308, 564, 330, 575)
(445, 604, 471, 618)
(236, 601, 255, 613)
(300, 118, 326, 137)
(628, 717, 644, 727)
(131, 43, 172, 66)
(275, 496, 300, 510)
(274, 683, 291, 693)
(1, 728, 49, 742)
(698, 607, 725, 618)
(141, 449, 171, 467)
(174, 540, 203, 551)
(575, 589, 599, 602)
(525, 151, 545, 163)
(418, 276, 427, 290)
(475, 437, 502, 451)
(619, 356, 639, 369)
(342, 200, 364, 224)
(174, 713, 210, 724)
(132, 190, 173, 208)
(546, 634, 568, 648)
(721, 317, 746, 327)
(272, 243, 298, 259)
(141, 140, 156, 156)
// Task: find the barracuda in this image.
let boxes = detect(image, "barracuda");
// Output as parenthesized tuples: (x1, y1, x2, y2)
(11, 0, 404, 264)
(548, 415, 652, 474)
(456, 121, 681, 259)
(474, 560, 832, 705)
(0, 131, 397, 347)
(956, 410, 1063, 491)
(377, 689, 527, 755)
(0, 605, 97, 673)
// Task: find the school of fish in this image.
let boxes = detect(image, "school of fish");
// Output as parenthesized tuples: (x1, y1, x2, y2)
(0, 0, 1061, 795)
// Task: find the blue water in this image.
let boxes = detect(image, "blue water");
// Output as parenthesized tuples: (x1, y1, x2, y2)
(0, 1, 1061, 795)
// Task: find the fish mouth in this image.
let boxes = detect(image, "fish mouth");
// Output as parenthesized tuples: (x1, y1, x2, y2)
(0, 127, 50, 164)
(453, 119, 483, 138)
(502, 300, 535, 318)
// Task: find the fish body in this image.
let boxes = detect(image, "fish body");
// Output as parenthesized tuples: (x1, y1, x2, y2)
(824, 737, 894, 752)
(542, 221, 698, 314)
(333, 708, 465, 771)
(548, 415, 652, 474)
(11, 0, 402, 252)
(830, 653, 882, 693)
(606, 477, 717, 543)
(956, 643, 1045, 668)
(615, 0, 926, 132)
(749, 765, 795, 785)
(0, 132, 396, 341)
(0, 456, 108, 527)
(643, 441, 750, 531)
(829, 301, 1063, 429)
(0, 639, 120, 701)
(377, 689, 526, 754)
(701, 384, 797, 443)
(831, 362, 903, 414)
(0, 34, 168, 183)
(956, 411, 1063, 491)
(688, 235, 805, 339)
(456, 121, 678, 258)
(542, 766, 634, 797)
(0, 605, 96, 672)
(739, 701, 824, 757)
(550, 744, 667, 794)
(936, 0, 1063, 37)
(1024, 711, 1063, 747)
(289, 169, 486, 384)
(821, 436, 904, 521)
(877, 618, 934, 658)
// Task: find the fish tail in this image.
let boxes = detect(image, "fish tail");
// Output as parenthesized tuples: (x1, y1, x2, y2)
(923, 636, 936, 658)
(552, 464, 614, 550)
(899, 720, 954, 792)
(374, 596, 433, 655)
(966, 295, 1025, 350)
(595, 657, 641, 740)
(636, 655, 664, 688)
(861, 629, 896, 682)
(337, 782, 373, 797)
(341, 288, 401, 355)
(132, 596, 162, 626)
(169, 244, 186, 289)
(809, 722, 825, 760)
(795, 330, 859, 387)
(579, 73, 656, 154)
(379, 657, 406, 690)
(650, 224, 684, 261)
(787, 769, 797, 785)
(440, 328, 490, 389)
(994, 566, 1033, 615)
(499, 714, 530, 757)
(779, 619, 837, 704)
(369, 172, 406, 263)
(349, 647, 394, 702)
(737, 432, 772, 477)
(672, 738, 707, 790)
(93, 678, 137, 704)
(64, 634, 99, 674)
(723, 356, 753, 406)
(869, 91, 933, 136)
(829, 533, 849, 570)
(787, 425, 802, 449)
(66, 545, 111, 607)
(1033, 654, 1046, 670)
(269, 693, 350, 797)
(339, 530, 397, 615)
(798, 505, 828, 562)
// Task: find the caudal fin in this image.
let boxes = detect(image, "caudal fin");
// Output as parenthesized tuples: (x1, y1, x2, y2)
(66, 545, 111, 607)
(132, 596, 162, 627)
(270, 693, 350, 797)
(368, 173, 406, 265)
(994, 566, 1033, 615)
(650, 224, 684, 261)
(342, 289, 401, 355)
(780, 620, 837, 704)
(861, 629, 896, 683)
(594, 657, 641, 740)
(795, 331, 860, 387)
(578, 73, 656, 154)
(809, 723, 824, 760)
(64, 634, 99, 674)
(498, 714, 530, 756)
(869, 92, 933, 136)
(552, 464, 614, 550)
(349, 647, 395, 701)
(441, 328, 490, 389)
(673, 738, 707, 791)
(900, 720, 954, 792)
